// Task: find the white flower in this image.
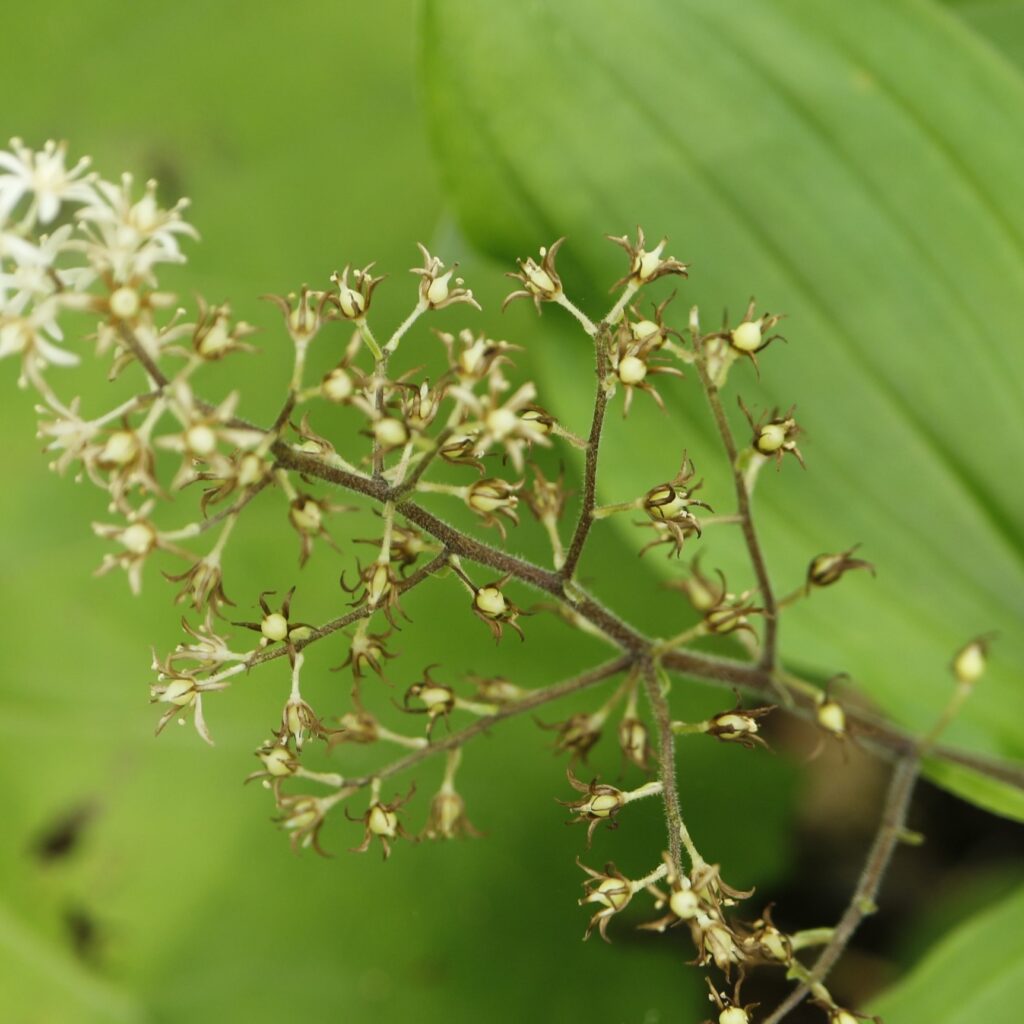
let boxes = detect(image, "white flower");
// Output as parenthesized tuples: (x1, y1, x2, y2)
(0, 297, 78, 380)
(76, 173, 197, 282)
(0, 225, 91, 312)
(0, 138, 96, 226)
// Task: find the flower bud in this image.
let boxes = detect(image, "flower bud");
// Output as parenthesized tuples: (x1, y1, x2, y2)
(367, 803, 398, 837)
(952, 636, 991, 685)
(372, 417, 409, 450)
(669, 888, 700, 920)
(618, 716, 650, 770)
(816, 698, 847, 737)
(322, 366, 354, 403)
(467, 478, 519, 516)
(807, 546, 874, 588)
(474, 586, 507, 618)
(617, 353, 648, 385)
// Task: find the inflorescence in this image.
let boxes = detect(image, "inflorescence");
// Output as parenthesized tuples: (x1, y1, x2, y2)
(0, 140, 1008, 1024)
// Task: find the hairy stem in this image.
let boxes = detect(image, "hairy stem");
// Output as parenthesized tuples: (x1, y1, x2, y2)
(562, 324, 611, 579)
(763, 754, 920, 1023)
(343, 656, 634, 788)
(695, 356, 779, 670)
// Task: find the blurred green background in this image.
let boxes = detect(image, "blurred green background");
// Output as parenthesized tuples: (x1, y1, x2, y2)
(1, 2, 1022, 1022)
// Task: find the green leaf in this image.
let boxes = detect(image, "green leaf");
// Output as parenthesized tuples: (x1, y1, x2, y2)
(422, 0, 1024, 817)
(869, 881, 1024, 1022)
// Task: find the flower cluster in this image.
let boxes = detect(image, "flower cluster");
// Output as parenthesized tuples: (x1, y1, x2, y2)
(2, 140, 995, 1024)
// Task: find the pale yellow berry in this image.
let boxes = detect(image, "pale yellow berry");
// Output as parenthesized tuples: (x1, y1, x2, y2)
(121, 522, 156, 554)
(290, 499, 322, 534)
(368, 804, 398, 837)
(953, 641, 987, 685)
(618, 354, 648, 385)
(757, 423, 787, 453)
(322, 367, 354, 402)
(109, 286, 141, 320)
(817, 699, 846, 736)
(637, 245, 665, 280)
(474, 587, 507, 618)
(100, 430, 139, 466)
(592, 877, 630, 911)
(731, 320, 763, 352)
(585, 791, 622, 818)
(373, 417, 409, 449)
(720, 1007, 749, 1024)
(237, 453, 265, 487)
(669, 888, 699, 920)
(197, 319, 231, 358)
(186, 424, 218, 457)
(261, 612, 289, 643)
(631, 319, 661, 343)
(426, 271, 452, 306)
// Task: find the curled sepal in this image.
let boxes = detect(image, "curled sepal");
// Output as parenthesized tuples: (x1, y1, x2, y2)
(577, 859, 633, 942)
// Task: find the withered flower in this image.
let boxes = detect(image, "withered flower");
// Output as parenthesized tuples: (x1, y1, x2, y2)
(536, 710, 604, 763)
(643, 454, 712, 553)
(466, 477, 521, 538)
(741, 905, 793, 965)
(467, 674, 526, 706)
(164, 555, 234, 618)
(618, 714, 652, 772)
(608, 226, 689, 289)
(578, 859, 634, 942)
(504, 237, 564, 312)
(149, 657, 230, 745)
(188, 297, 257, 361)
(328, 263, 384, 321)
(559, 767, 626, 846)
(705, 701, 774, 750)
(411, 244, 480, 311)
(347, 784, 416, 860)
(234, 587, 313, 664)
(806, 545, 875, 590)
(288, 492, 352, 567)
(261, 284, 334, 344)
(608, 318, 684, 416)
(702, 976, 758, 1024)
(340, 559, 406, 627)
(470, 578, 525, 642)
(422, 789, 480, 840)
(438, 327, 519, 383)
(704, 299, 785, 375)
(739, 396, 804, 469)
(703, 584, 765, 639)
(333, 629, 395, 679)
(402, 666, 457, 738)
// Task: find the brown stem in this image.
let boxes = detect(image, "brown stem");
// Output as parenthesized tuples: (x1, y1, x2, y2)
(343, 655, 634, 787)
(695, 357, 779, 670)
(115, 326, 1023, 793)
(763, 754, 920, 1024)
(561, 325, 611, 579)
(245, 550, 451, 670)
(642, 659, 686, 877)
